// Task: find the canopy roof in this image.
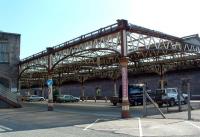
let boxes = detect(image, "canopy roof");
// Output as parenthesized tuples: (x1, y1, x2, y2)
(19, 19, 200, 87)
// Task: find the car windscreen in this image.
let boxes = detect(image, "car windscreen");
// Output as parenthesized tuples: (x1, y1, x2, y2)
(129, 86, 143, 94)
(166, 89, 176, 94)
(64, 95, 70, 99)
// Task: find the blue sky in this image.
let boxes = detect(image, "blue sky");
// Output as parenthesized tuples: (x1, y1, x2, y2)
(0, 0, 200, 59)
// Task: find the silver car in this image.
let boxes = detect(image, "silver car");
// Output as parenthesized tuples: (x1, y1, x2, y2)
(27, 95, 45, 101)
(57, 95, 80, 103)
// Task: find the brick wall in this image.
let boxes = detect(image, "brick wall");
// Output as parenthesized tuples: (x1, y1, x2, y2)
(59, 69, 200, 98)
(20, 69, 200, 100)
(0, 32, 20, 90)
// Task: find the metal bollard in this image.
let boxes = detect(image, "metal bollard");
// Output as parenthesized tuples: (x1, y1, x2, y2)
(178, 89, 182, 112)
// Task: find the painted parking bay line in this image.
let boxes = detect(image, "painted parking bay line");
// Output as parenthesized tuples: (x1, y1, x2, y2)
(185, 121, 200, 130)
(138, 118, 143, 137)
(83, 119, 100, 131)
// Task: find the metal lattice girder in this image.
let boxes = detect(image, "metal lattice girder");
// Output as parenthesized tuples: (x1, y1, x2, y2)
(127, 31, 200, 56)
(19, 19, 200, 86)
(128, 23, 200, 53)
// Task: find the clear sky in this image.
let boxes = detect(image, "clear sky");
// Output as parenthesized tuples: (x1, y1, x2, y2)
(0, 0, 200, 59)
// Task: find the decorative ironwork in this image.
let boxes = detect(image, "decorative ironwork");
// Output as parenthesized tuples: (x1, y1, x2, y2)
(18, 19, 200, 87)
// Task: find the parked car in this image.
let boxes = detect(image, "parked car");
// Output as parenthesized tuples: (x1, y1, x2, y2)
(57, 95, 80, 103)
(110, 84, 153, 106)
(26, 95, 45, 102)
(21, 95, 31, 101)
(155, 88, 188, 107)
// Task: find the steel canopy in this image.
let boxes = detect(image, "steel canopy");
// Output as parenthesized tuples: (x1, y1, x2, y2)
(18, 19, 200, 87)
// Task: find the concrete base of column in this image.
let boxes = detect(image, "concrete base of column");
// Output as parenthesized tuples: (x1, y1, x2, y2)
(48, 100, 54, 111)
(48, 106, 53, 111)
(121, 101, 131, 118)
(121, 110, 130, 118)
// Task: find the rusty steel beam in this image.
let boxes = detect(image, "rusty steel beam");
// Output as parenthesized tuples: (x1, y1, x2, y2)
(128, 23, 182, 42)
(19, 23, 120, 65)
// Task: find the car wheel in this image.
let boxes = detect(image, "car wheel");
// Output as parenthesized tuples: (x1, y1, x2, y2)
(158, 103, 163, 107)
(130, 103, 135, 106)
(113, 102, 117, 106)
(169, 98, 175, 107)
(183, 100, 187, 104)
(184, 97, 188, 104)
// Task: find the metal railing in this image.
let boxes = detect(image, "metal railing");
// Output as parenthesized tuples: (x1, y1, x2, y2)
(0, 84, 18, 104)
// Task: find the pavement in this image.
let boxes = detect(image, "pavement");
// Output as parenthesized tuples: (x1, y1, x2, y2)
(0, 101, 200, 137)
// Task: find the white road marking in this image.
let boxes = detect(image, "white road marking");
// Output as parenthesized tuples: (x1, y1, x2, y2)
(191, 100, 200, 103)
(83, 119, 100, 131)
(138, 118, 143, 137)
(185, 121, 200, 130)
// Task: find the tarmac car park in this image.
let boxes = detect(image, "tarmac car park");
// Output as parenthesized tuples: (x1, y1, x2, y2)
(1, 100, 200, 137)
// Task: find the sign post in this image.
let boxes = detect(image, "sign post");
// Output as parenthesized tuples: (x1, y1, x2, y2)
(47, 47, 54, 111)
(47, 79, 53, 111)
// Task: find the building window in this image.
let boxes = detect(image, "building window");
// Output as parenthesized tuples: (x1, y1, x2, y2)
(0, 41, 9, 63)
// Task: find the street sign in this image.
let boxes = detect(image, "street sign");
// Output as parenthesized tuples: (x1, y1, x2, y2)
(47, 79, 53, 87)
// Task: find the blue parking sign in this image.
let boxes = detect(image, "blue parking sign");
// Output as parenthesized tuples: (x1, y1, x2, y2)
(47, 79, 53, 87)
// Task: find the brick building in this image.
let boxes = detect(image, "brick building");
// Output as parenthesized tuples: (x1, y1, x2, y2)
(0, 32, 20, 91)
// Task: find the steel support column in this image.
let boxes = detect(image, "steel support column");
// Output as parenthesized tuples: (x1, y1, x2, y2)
(119, 19, 130, 118)
(113, 79, 117, 96)
(58, 73, 62, 95)
(120, 57, 130, 118)
(81, 81, 85, 100)
(79, 76, 86, 101)
(187, 80, 191, 120)
(160, 65, 165, 90)
(28, 81, 31, 95)
(47, 48, 54, 111)
(41, 81, 45, 98)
